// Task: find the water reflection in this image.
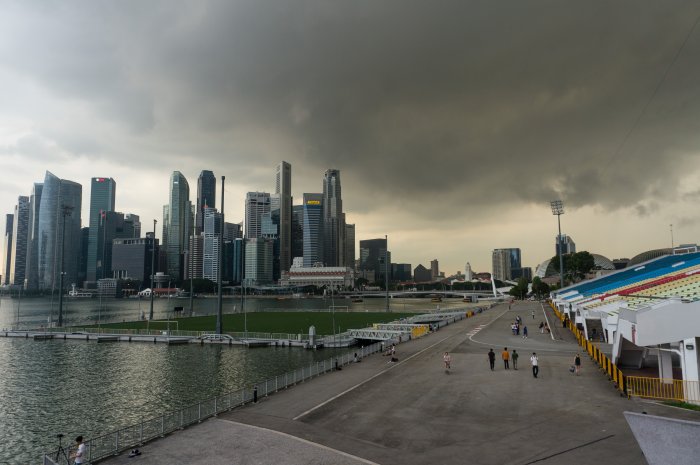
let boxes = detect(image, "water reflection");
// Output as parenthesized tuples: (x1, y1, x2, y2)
(0, 337, 350, 464)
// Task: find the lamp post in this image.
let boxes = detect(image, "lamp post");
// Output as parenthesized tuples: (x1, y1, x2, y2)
(149, 219, 157, 321)
(189, 210, 194, 317)
(385, 234, 390, 312)
(216, 175, 224, 335)
(57, 205, 73, 327)
(550, 200, 565, 290)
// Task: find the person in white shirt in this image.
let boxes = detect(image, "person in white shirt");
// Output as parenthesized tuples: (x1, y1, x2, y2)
(530, 352, 539, 378)
(443, 352, 451, 370)
(71, 436, 86, 464)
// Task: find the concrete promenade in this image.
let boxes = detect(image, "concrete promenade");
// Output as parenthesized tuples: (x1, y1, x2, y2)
(100, 302, 700, 465)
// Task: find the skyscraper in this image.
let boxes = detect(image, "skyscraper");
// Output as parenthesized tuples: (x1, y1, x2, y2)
(291, 205, 304, 262)
(555, 234, 576, 255)
(196, 170, 216, 234)
(203, 207, 222, 281)
(431, 259, 439, 281)
(303, 193, 323, 267)
(2, 214, 13, 285)
(10, 196, 29, 286)
(37, 171, 82, 290)
(165, 171, 191, 282)
(244, 237, 273, 285)
(125, 213, 141, 238)
(344, 223, 355, 270)
(359, 238, 389, 281)
(322, 169, 345, 266)
(24, 183, 43, 290)
(262, 207, 280, 281)
(87, 177, 116, 282)
(275, 161, 292, 273)
(96, 211, 136, 279)
(492, 248, 522, 281)
(245, 192, 271, 239)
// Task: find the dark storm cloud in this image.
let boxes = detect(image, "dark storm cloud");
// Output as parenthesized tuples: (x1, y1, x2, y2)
(3, 0, 700, 219)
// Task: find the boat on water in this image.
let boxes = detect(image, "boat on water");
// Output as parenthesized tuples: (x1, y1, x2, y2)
(68, 284, 94, 298)
(351, 298, 363, 303)
(430, 295, 443, 302)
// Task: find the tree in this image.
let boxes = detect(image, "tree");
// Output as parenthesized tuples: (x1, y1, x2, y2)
(550, 251, 595, 283)
(355, 277, 369, 289)
(531, 276, 550, 298)
(509, 277, 529, 299)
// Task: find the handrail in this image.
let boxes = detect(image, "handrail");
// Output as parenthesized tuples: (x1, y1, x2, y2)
(43, 341, 385, 464)
(548, 300, 626, 395)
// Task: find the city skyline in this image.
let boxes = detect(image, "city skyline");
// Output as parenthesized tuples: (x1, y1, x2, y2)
(3, 1, 700, 273)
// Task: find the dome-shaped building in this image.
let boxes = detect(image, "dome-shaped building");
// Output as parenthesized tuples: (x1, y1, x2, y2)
(535, 253, 615, 278)
(627, 248, 672, 267)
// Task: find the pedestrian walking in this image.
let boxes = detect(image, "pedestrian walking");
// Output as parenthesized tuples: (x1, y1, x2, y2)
(502, 347, 510, 369)
(530, 352, 539, 378)
(574, 353, 581, 376)
(539, 322, 544, 333)
(511, 323, 517, 335)
(488, 349, 496, 371)
(516, 323, 520, 336)
(443, 351, 452, 371)
(522, 326, 528, 338)
(512, 349, 519, 369)
(531, 310, 535, 319)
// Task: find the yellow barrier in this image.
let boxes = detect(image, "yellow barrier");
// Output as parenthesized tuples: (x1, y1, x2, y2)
(547, 299, 626, 395)
(626, 377, 700, 403)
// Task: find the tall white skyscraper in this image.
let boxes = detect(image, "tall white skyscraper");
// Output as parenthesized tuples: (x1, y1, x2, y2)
(465, 262, 473, 281)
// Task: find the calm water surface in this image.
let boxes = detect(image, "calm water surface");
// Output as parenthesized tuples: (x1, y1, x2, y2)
(0, 297, 464, 464)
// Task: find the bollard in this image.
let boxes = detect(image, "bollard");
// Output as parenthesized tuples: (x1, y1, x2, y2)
(253, 386, 258, 403)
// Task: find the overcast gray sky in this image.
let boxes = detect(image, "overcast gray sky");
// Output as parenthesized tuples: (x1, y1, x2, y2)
(2, 0, 700, 274)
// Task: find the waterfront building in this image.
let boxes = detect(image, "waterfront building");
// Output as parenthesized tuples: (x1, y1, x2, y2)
(291, 205, 304, 262)
(24, 183, 43, 290)
(556, 234, 576, 255)
(164, 171, 192, 282)
(245, 192, 271, 239)
(37, 171, 82, 290)
(185, 233, 203, 280)
(203, 207, 222, 281)
(302, 193, 323, 267)
(322, 169, 345, 266)
(10, 196, 29, 286)
(281, 261, 354, 289)
(93, 211, 136, 281)
(492, 248, 522, 281)
(465, 262, 473, 281)
(2, 214, 13, 285)
(414, 264, 432, 282)
(276, 161, 292, 273)
(125, 213, 141, 238)
(86, 177, 116, 282)
(262, 207, 280, 281)
(223, 222, 242, 241)
(344, 224, 355, 269)
(196, 170, 216, 234)
(231, 238, 246, 285)
(430, 259, 439, 281)
(244, 237, 273, 285)
(359, 238, 389, 281)
(112, 234, 159, 286)
(78, 226, 88, 286)
(391, 263, 412, 282)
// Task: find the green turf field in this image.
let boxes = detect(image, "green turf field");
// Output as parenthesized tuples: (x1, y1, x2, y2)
(99, 311, 414, 335)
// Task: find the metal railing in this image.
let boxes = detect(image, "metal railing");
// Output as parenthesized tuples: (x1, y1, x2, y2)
(627, 376, 700, 403)
(549, 301, 626, 395)
(43, 341, 385, 465)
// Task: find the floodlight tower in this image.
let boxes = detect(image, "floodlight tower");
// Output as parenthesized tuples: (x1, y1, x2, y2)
(550, 200, 565, 290)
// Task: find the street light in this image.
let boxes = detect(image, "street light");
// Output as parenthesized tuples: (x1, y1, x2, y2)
(149, 219, 157, 321)
(550, 200, 565, 290)
(57, 205, 73, 327)
(385, 234, 390, 312)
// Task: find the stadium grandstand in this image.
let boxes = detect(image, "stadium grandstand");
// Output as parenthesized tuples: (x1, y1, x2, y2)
(550, 246, 700, 398)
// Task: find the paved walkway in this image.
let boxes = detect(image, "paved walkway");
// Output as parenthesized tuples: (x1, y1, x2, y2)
(101, 301, 700, 465)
